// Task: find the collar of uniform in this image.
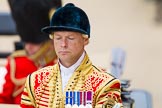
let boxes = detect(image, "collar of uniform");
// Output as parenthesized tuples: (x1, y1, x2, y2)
(54, 51, 93, 78)
(75, 51, 93, 76)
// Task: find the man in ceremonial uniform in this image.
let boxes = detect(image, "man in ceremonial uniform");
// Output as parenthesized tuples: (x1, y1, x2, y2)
(0, 0, 62, 104)
(20, 3, 123, 108)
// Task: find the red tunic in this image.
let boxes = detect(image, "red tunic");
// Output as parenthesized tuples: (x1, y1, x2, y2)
(0, 48, 57, 104)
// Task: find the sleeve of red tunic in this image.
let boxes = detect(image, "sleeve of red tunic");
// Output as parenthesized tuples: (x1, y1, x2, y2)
(20, 74, 35, 108)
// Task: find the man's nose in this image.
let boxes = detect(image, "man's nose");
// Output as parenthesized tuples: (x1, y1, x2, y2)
(60, 39, 67, 47)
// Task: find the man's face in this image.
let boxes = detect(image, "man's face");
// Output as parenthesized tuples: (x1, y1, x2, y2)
(24, 42, 42, 55)
(52, 31, 89, 67)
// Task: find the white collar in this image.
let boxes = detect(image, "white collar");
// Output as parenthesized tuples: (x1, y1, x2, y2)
(59, 51, 85, 90)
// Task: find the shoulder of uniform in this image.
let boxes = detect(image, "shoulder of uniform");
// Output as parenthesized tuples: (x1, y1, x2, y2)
(10, 50, 27, 58)
(31, 65, 55, 77)
(29, 65, 55, 89)
(92, 65, 115, 80)
(38, 66, 54, 73)
(93, 65, 106, 72)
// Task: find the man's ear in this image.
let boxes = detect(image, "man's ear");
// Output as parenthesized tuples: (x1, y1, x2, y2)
(84, 38, 89, 45)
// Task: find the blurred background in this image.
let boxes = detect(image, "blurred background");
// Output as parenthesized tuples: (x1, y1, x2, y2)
(0, 0, 162, 107)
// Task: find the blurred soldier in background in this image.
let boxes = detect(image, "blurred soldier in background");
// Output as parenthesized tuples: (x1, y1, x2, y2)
(0, 0, 62, 104)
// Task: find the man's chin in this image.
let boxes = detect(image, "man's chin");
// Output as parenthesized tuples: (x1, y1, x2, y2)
(26, 51, 36, 56)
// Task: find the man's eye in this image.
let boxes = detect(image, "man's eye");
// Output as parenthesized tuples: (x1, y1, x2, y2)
(55, 37, 61, 40)
(68, 37, 74, 40)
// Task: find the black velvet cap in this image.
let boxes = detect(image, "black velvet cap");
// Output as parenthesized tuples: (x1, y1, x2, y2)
(42, 3, 90, 38)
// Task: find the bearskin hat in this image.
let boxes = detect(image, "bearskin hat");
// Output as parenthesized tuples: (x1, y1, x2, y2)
(8, 0, 62, 43)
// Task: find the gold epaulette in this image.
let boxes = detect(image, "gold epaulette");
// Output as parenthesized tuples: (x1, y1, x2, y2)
(10, 50, 27, 58)
(9, 50, 27, 85)
(8, 50, 27, 97)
